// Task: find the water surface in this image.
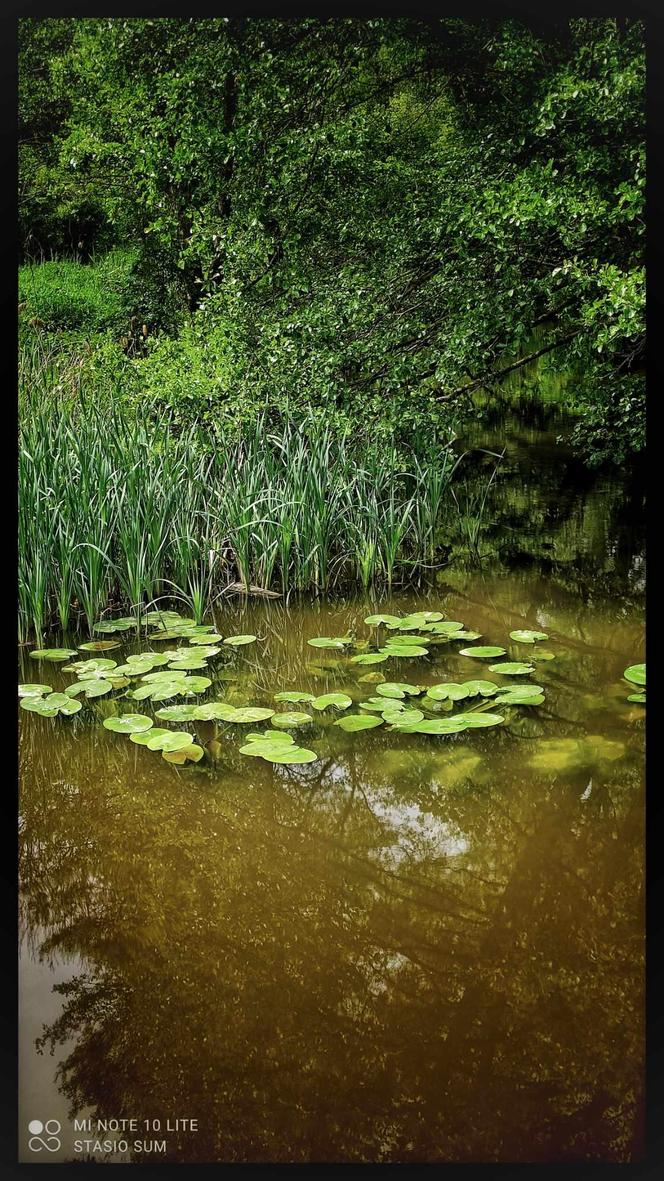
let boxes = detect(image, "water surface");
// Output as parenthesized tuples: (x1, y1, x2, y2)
(18, 395, 645, 1164)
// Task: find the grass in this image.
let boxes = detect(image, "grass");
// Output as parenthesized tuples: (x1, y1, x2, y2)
(18, 383, 490, 640)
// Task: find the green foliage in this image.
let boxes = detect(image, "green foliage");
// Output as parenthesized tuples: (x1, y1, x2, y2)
(18, 16, 645, 465)
(19, 250, 136, 333)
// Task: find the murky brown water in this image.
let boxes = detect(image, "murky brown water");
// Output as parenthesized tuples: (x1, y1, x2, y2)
(18, 396, 645, 1164)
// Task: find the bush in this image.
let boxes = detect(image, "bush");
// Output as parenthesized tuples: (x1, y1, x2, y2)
(18, 250, 136, 334)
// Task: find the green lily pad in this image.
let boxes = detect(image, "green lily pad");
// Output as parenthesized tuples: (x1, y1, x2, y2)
(462, 680, 499, 697)
(459, 712, 504, 728)
(20, 697, 59, 716)
(459, 646, 506, 659)
(65, 679, 114, 699)
(64, 658, 118, 674)
(223, 634, 257, 647)
(624, 663, 646, 686)
(94, 618, 135, 633)
(510, 629, 549, 644)
(307, 636, 352, 649)
(357, 671, 387, 683)
(154, 704, 200, 721)
(452, 631, 482, 641)
(334, 713, 383, 732)
(274, 691, 316, 704)
(187, 633, 223, 645)
(131, 681, 185, 701)
(382, 707, 424, 725)
(18, 683, 52, 698)
(530, 650, 557, 661)
(225, 707, 276, 723)
(163, 743, 205, 764)
(488, 662, 535, 676)
(167, 655, 209, 671)
(245, 730, 295, 744)
(130, 727, 170, 746)
(253, 744, 318, 764)
(30, 648, 78, 662)
(103, 714, 153, 734)
(422, 620, 464, 634)
(350, 652, 389, 665)
(381, 644, 429, 657)
(376, 682, 421, 699)
(359, 697, 402, 712)
(494, 684, 544, 703)
(271, 711, 313, 728)
(78, 640, 122, 652)
(192, 703, 237, 721)
(364, 614, 402, 627)
(311, 692, 353, 711)
(147, 730, 195, 752)
(426, 682, 470, 702)
(627, 693, 646, 704)
(392, 716, 469, 735)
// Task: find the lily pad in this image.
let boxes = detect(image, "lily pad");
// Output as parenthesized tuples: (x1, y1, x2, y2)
(334, 713, 383, 732)
(30, 648, 78, 662)
(382, 707, 424, 725)
(188, 633, 223, 645)
(307, 636, 352, 649)
(357, 672, 387, 683)
(376, 682, 421, 699)
(459, 646, 506, 659)
(65, 679, 114, 699)
(452, 630, 482, 641)
(78, 640, 122, 652)
(426, 682, 470, 702)
(103, 714, 153, 734)
(64, 658, 118, 674)
(167, 655, 209, 671)
(246, 730, 295, 744)
(154, 704, 200, 721)
(381, 643, 429, 657)
(130, 727, 170, 746)
(223, 634, 257, 647)
(18, 683, 52, 698)
(147, 730, 195, 752)
(392, 716, 469, 735)
(530, 650, 557, 662)
(488, 662, 535, 675)
(627, 693, 646, 704)
(93, 618, 135, 633)
(252, 744, 318, 764)
(359, 697, 402, 712)
(192, 703, 237, 721)
(271, 711, 313, 728)
(459, 712, 504, 728)
(422, 621, 464, 634)
(274, 691, 316, 704)
(624, 663, 646, 686)
(350, 652, 389, 665)
(463, 680, 499, 697)
(364, 614, 402, 627)
(223, 706, 276, 723)
(311, 692, 353, 711)
(20, 697, 59, 716)
(510, 629, 549, 644)
(163, 744, 205, 764)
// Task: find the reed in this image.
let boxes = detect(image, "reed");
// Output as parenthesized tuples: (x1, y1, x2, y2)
(18, 388, 486, 636)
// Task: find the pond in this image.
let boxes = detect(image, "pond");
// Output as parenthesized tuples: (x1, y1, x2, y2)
(18, 393, 645, 1164)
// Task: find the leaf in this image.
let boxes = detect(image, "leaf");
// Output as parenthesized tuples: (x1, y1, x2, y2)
(459, 712, 504, 728)
(307, 636, 352, 649)
(273, 691, 316, 703)
(392, 716, 469, 735)
(382, 707, 424, 725)
(270, 711, 313, 728)
(458, 646, 506, 659)
(364, 614, 402, 627)
(222, 706, 276, 723)
(18, 683, 52, 698)
(223, 634, 257, 646)
(147, 730, 196, 752)
(192, 703, 237, 721)
(488, 662, 535, 675)
(311, 692, 352, 711)
(334, 713, 383, 732)
(627, 693, 646, 704)
(350, 652, 389, 665)
(103, 714, 153, 734)
(130, 727, 170, 746)
(93, 618, 135, 633)
(462, 680, 499, 697)
(510, 629, 549, 644)
(381, 643, 429, 657)
(426, 682, 470, 702)
(375, 682, 421, 699)
(20, 698, 59, 716)
(65, 679, 114, 698)
(30, 648, 78, 661)
(624, 663, 646, 686)
(188, 633, 223, 644)
(154, 704, 200, 721)
(421, 620, 464, 634)
(78, 640, 122, 652)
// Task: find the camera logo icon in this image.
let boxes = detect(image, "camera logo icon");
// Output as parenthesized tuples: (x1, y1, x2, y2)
(28, 1119, 61, 1152)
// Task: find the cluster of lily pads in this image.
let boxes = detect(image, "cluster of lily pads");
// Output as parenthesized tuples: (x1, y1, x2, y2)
(19, 606, 564, 768)
(623, 663, 646, 705)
